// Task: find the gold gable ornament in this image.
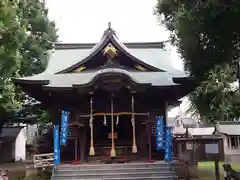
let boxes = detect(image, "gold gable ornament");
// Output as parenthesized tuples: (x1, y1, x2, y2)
(103, 43, 118, 59)
(74, 66, 86, 72)
(135, 64, 146, 71)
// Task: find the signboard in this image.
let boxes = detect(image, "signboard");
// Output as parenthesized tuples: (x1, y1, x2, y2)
(186, 142, 193, 150)
(108, 132, 118, 139)
(54, 125, 60, 167)
(205, 143, 219, 154)
(156, 116, 165, 150)
(60, 111, 69, 146)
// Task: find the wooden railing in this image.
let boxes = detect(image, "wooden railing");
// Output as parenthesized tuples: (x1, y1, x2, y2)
(33, 153, 54, 168)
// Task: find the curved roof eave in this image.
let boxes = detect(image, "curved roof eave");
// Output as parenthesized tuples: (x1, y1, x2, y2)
(56, 35, 110, 74)
(40, 71, 179, 89)
(12, 73, 50, 85)
(13, 69, 191, 89)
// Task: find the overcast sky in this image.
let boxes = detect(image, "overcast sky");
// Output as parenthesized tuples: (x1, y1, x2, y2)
(45, 0, 188, 117)
(45, 0, 183, 70)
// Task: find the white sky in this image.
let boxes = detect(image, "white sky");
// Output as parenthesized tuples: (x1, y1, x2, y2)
(45, 0, 188, 117)
(45, 0, 183, 70)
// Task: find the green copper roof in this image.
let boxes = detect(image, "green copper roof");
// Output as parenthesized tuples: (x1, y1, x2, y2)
(17, 68, 182, 88)
(44, 27, 180, 74)
(46, 46, 179, 74)
(15, 24, 188, 88)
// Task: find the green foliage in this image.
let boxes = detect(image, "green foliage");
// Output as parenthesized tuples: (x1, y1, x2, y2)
(155, 0, 240, 123)
(0, 0, 25, 127)
(155, 0, 240, 80)
(0, 0, 26, 78)
(188, 64, 240, 123)
(17, 0, 57, 76)
(38, 110, 51, 129)
(12, 103, 51, 127)
(0, 0, 57, 127)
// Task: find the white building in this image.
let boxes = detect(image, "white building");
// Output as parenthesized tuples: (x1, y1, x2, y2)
(0, 124, 38, 162)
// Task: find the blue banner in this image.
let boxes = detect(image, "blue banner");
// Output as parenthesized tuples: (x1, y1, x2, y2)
(165, 127, 173, 162)
(54, 125, 60, 166)
(156, 116, 165, 150)
(60, 111, 69, 146)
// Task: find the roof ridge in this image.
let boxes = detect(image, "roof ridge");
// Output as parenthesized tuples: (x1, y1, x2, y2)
(55, 41, 167, 50)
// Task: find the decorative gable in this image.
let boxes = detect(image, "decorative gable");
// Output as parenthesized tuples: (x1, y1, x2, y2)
(60, 23, 164, 74)
(103, 43, 118, 59)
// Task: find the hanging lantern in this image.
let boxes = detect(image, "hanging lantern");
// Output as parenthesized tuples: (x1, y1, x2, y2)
(89, 96, 95, 156)
(116, 115, 119, 126)
(131, 95, 137, 153)
(103, 115, 107, 126)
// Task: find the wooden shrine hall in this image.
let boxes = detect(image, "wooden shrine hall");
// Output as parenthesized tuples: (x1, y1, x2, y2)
(14, 23, 195, 163)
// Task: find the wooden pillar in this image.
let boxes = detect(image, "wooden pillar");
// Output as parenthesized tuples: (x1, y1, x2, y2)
(149, 111, 157, 161)
(163, 102, 168, 126)
(139, 118, 148, 158)
(74, 127, 78, 162)
(48, 107, 59, 126)
(49, 107, 61, 164)
(80, 125, 87, 162)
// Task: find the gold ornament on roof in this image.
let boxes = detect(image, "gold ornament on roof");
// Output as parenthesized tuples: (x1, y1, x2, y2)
(135, 64, 146, 71)
(74, 66, 86, 72)
(103, 43, 118, 58)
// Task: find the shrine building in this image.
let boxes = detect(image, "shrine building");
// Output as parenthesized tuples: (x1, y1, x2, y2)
(13, 23, 195, 163)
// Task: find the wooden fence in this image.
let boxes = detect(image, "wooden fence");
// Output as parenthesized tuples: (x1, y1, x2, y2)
(33, 153, 54, 168)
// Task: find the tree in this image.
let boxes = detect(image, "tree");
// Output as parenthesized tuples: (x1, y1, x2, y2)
(155, 0, 240, 123)
(188, 64, 240, 123)
(155, 0, 240, 79)
(17, 0, 57, 76)
(0, 0, 26, 129)
(0, 0, 57, 129)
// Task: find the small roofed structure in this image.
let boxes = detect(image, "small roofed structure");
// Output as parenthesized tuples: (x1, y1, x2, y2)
(216, 122, 240, 162)
(168, 117, 215, 137)
(173, 126, 216, 137)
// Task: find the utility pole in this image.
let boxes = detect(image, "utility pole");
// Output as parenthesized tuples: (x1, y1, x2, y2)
(237, 60, 240, 122)
(238, 60, 240, 90)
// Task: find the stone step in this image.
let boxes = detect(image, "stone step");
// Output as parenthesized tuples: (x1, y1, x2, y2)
(54, 171, 173, 178)
(56, 166, 170, 174)
(53, 176, 176, 180)
(52, 162, 177, 180)
(57, 162, 170, 170)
